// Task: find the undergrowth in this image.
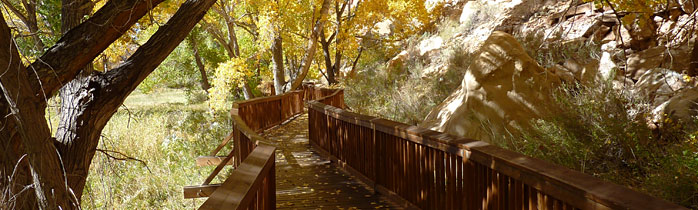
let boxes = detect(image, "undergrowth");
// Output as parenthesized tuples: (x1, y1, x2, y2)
(498, 81, 698, 208)
(515, 30, 602, 68)
(508, 28, 697, 208)
(79, 94, 232, 209)
(345, 45, 469, 125)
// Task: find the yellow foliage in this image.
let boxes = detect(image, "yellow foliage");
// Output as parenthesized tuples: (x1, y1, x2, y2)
(208, 58, 252, 111)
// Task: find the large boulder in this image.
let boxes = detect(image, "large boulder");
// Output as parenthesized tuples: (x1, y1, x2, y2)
(634, 68, 687, 108)
(626, 46, 691, 80)
(652, 87, 698, 124)
(421, 31, 561, 142)
(418, 36, 444, 57)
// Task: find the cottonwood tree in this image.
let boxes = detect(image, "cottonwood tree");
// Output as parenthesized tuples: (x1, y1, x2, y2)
(317, 0, 441, 83)
(286, 0, 331, 91)
(252, 0, 331, 94)
(0, 0, 216, 209)
(202, 0, 259, 98)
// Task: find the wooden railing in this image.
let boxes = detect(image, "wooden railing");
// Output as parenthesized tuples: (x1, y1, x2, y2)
(302, 83, 345, 109)
(306, 87, 687, 210)
(185, 91, 305, 210)
(235, 90, 304, 132)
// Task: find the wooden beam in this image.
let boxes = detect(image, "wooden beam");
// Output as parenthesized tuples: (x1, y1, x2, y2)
(183, 184, 220, 198)
(197, 156, 234, 166)
(203, 148, 236, 185)
(210, 131, 234, 156)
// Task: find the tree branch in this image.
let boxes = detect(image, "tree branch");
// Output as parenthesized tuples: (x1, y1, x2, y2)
(97, 0, 217, 107)
(96, 149, 151, 172)
(28, 0, 167, 100)
(289, 0, 332, 90)
(0, 0, 30, 26)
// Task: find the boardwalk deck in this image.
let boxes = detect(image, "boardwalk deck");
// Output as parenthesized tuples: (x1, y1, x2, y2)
(263, 114, 400, 209)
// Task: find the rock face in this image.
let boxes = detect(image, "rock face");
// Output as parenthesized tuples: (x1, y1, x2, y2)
(421, 31, 560, 142)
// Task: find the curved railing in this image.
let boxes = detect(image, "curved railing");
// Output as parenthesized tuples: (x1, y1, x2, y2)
(185, 91, 305, 210)
(306, 86, 687, 210)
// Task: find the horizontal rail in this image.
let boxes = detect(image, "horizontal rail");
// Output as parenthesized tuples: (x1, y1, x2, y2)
(196, 156, 233, 166)
(184, 184, 220, 198)
(307, 90, 687, 210)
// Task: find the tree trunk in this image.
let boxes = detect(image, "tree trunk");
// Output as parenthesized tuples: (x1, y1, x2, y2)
(1, 0, 216, 208)
(330, 0, 348, 84)
(347, 47, 363, 79)
(272, 34, 285, 95)
(288, 0, 331, 91)
(55, 1, 97, 200)
(320, 30, 336, 84)
(188, 34, 212, 92)
(240, 83, 253, 99)
(207, 5, 256, 98)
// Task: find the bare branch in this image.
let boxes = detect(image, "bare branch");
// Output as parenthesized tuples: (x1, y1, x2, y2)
(96, 149, 151, 173)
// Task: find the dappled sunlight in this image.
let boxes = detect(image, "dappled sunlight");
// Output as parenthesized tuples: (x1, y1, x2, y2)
(263, 114, 398, 208)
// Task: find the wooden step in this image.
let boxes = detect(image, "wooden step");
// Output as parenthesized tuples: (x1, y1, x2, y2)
(196, 156, 234, 166)
(183, 184, 220, 198)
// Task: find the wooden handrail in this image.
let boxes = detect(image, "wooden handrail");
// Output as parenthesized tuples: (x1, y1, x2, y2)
(199, 145, 276, 210)
(306, 86, 688, 210)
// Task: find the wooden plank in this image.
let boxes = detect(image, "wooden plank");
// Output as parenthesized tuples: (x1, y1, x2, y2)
(196, 156, 234, 166)
(184, 184, 220, 198)
(199, 145, 276, 210)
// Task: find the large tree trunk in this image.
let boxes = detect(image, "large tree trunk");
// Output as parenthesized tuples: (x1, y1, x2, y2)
(272, 34, 286, 95)
(0, 13, 75, 210)
(1, 0, 216, 209)
(54, 0, 98, 200)
(287, 0, 331, 91)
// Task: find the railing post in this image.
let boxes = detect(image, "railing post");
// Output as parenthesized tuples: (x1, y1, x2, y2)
(371, 118, 378, 193)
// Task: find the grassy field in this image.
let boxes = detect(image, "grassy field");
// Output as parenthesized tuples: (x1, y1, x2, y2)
(51, 88, 233, 209)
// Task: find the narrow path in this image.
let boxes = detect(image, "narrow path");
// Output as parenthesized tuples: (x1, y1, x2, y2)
(263, 114, 400, 209)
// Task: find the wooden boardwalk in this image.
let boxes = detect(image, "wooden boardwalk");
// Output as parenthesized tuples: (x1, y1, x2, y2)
(263, 114, 400, 209)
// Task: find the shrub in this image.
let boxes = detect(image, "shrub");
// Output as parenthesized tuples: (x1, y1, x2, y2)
(345, 45, 469, 125)
(497, 80, 698, 208)
(514, 30, 601, 68)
